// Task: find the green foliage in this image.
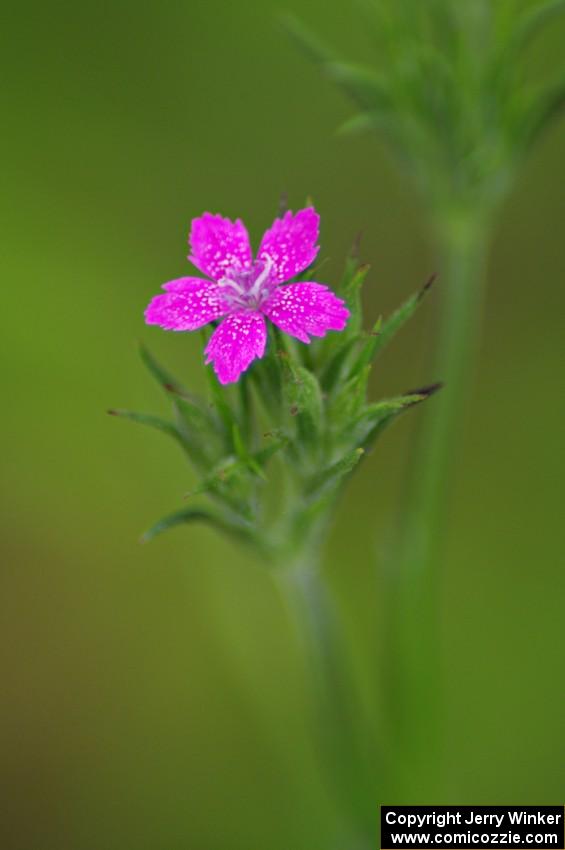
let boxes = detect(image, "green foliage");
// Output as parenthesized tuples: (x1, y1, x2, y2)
(112, 245, 438, 564)
(284, 0, 565, 221)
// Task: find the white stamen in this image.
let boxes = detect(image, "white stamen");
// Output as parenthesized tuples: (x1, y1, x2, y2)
(216, 277, 243, 295)
(247, 255, 273, 301)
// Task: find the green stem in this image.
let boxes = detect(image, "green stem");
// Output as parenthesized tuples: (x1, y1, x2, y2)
(275, 552, 375, 849)
(384, 213, 490, 798)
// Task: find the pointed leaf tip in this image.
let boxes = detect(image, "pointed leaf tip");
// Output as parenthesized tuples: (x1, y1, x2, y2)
(350, 230, 363, 259)
(418, 273, 438, 300)
(280, 12, 335, 64)
(405, 382, 443, 400)
(139, 342, 188, 396)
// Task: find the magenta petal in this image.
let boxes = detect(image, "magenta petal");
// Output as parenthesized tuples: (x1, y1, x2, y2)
(263, 283, 349, 343)
(188, 213, 253, 280)
(205, 312, 267, 384)
(145, 278, 227, 331)
(257, 207, 320, 284)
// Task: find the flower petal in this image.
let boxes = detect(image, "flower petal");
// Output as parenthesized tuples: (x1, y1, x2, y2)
(188, 213, 253, 280)
(205, 312, 267, 384)
(145, 277, 228, 331)
(263, 283, 349, 343)
(257, 207, 320, 284)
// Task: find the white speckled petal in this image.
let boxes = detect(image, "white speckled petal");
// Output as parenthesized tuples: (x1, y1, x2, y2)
(145, 278, 228, 331)
(257, 207, 320, 284)
(204, 312, 267, 384)
(188, 214, 253, 280)
(263, 282, 349, 343)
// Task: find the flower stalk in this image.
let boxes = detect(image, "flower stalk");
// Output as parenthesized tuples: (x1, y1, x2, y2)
(275, 552, 377, 848)
(385, 213, 490, 798)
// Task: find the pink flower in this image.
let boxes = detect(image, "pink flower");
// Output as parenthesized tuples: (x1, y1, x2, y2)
(144, 207, 350, 384)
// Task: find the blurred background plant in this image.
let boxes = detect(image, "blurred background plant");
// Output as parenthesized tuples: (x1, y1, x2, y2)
(285, 0, 565, 801)
(1, 1, 564, 849)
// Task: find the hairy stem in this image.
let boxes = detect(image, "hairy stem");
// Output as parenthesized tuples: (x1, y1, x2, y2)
(384, 213, 490, 798)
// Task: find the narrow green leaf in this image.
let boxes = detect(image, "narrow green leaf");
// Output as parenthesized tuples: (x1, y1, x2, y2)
(320, 335, 362, 394)
(512, 0, 565, 51)
(325, 62, 391, 112)
(342, 262, 370, 336)
(139, 343, 187, 396)
(522, 73, 565, 149)
(140, 343, 221, 446)
(279, 13, 335, 64)
(316, 257, 368, 379)
(204, 361, 238, 453)
(353, 273, 436, 372)
(329, 364, 372, 425)
(172, 397, 221, 469)
(190, 455, 250, 506)
(140, 505, 258, 546)
(337, 112, 382, 136)
(109, 407, 217, 472)
(173, 395, 216, 436)
(232, 423, 265, 479)
(238, 373, 253, 445)
(108, 409, 187, 451)
(190, 438, 286, 502)
(342, 257, 369, 300)
(232, 422, 247, 461)
(254, 435, 288, 467)
(306, 448, 365, 498)
(353, 385, 442, 449)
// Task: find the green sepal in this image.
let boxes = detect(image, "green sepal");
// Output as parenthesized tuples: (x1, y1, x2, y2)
(281, 358, 324, 452)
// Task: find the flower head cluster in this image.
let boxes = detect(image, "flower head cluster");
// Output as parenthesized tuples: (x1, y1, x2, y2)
(145, 207, 349, 383)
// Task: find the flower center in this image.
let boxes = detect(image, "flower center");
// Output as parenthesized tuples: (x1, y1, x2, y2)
(216, 256, 275, 311)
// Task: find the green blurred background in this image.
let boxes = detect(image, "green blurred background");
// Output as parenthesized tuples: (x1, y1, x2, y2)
(2, 1, 564, 848)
